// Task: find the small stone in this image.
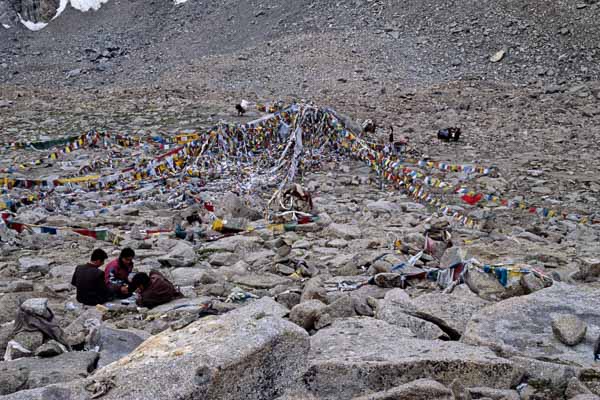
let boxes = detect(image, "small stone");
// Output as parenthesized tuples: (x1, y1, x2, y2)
(275, 264, 295, 275)
(289, 300, 327, 331)
(520, 273, 545, 294)
(551, 314, 587, 346)
(34, 340, 66, 357)
(490, 48, 507, 62)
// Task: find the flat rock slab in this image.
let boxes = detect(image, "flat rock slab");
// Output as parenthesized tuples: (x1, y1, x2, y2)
(148, 296, 213, 314)
(0, 351, 99, 395)
(462, 283, 600, 367)
(305, 317, 522, 399)
(202, 236, 263, 253)
(231, 273, 291, 289)
(410, 287, 490, 335)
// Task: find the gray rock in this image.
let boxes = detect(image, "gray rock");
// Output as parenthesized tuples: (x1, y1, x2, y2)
(12, 331, 44, 353)
(510, 355, 580, 390)
(410, 289, 490, 335)
(275, 291, 301, 310)
(327, 223, 362, 240)
(306, 317, 522, 399)
(376, 289, 447, 340)
(551, 314, 587, 346)
(232, 273, 291, 289)
(463, 284, 600, 367)
(0, 292, 46, 323)
(234, 297, 290, 319)
(3, 281, 33, 293)
(18, 257, 51, 274)
(578, 258, 600, 280)
(218, 192, 262, 221)
(290, 300, 327, 331)
(148, 296, 213, 315)
(95, 327, 146, 368)
(520, 273, 545, 294)
(0, 351, 99, 395)
(34, 340, 66, 358)
(366, 200, 400, 214)
(4, 340, 32, 361)
(170, 267, 207, 287)
(208, 252, 237, 266)
(158, 241, 197, 267)
(322, 295, 356, 320)
(450, 379, 472, 400)
(463, 268, 506, 300)
(351, 379, 453, 400)
(565, 377, 594, 399)
(468, 387, 519, 400)
(70, 301, 309, 400)
(202, 235, 262, 253)
(440, 247, 469, 269)
(48, 265, 76, 281)
(20, 298, 51, 319)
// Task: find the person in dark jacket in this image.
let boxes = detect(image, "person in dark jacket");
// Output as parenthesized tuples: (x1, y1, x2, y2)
(71, 249, 109, 306)
(131, 271, 183, 309)
(104, 247, 135, 298)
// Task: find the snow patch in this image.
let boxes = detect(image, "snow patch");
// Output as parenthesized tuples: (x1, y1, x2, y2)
(17, 13, 48, 31)
(70, 0, 110, 12)
(53, 0, 69, 20)
(174, 0, 189, 4)
(1, 24, 10, 29)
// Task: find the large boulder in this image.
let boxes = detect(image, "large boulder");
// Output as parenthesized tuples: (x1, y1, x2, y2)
(305, 317, 522, 399)
(90, 299, 308, 400)
(6, 298, 305, 400)
(376, 289, 448, 340)
(410, 285, 490, 335)
(462, 283, 600, 367)
(0, 351, 99, 395)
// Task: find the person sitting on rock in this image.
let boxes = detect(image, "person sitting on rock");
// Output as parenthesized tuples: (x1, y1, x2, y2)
(104, 247, 136, 299)
(131, 271, 183, 309)
(71, 249, 110, 306)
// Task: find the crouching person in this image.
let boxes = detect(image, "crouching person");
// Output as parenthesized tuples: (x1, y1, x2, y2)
(131, 271, 183, 308)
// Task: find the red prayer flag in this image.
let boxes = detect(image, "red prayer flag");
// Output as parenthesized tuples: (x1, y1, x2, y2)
(461, 193, 483, 205)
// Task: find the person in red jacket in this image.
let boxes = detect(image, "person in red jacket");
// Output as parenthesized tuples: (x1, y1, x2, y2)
(104, 247, 135, 298)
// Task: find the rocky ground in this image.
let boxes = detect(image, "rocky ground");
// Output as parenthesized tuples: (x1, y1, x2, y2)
(1, 0, 600, 399)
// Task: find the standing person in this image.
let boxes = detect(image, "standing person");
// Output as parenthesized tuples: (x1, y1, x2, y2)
(71, 249, 110, 306)
(104, 248, 136, 298)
